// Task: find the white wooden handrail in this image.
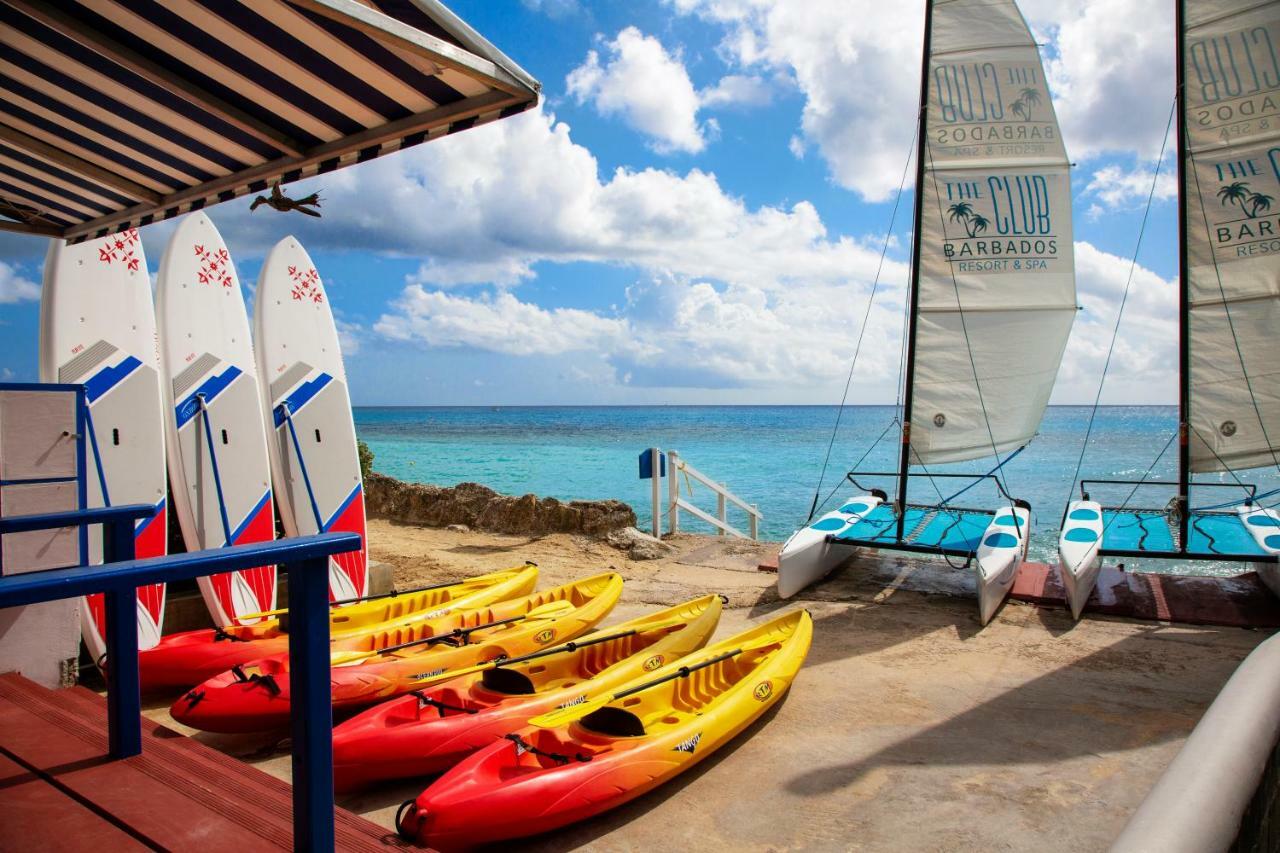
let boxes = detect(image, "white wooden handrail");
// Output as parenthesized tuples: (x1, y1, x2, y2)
(645, 448, 761, 540)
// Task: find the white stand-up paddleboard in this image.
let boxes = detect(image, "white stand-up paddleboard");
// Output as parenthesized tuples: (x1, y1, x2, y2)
(157, 213, 277, 626)
(254, 237, 368, 601)
(39, 230, 168, 661)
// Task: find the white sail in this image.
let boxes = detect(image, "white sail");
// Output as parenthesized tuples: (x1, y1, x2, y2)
(909, 0, 1077, 465)
(1183, 0, 1280, 473)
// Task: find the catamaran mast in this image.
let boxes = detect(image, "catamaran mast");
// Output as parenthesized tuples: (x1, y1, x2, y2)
(896, 0, 935, 542)
(1174, 0, 1191, 551)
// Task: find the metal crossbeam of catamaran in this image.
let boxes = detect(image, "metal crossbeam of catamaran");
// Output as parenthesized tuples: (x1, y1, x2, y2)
(1058, 0, 1280, 620)
(778, 0, 1078, 625)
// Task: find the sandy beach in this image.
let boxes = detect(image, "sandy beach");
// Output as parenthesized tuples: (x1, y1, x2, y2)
(143, 517, 1267, 852)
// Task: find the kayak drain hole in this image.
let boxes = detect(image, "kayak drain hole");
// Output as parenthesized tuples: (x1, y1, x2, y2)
(220, 429, 228, 445)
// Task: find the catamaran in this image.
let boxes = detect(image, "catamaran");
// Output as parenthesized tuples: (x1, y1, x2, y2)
(1058, 0, 1280, 619)
(778, 0, 1078, 625)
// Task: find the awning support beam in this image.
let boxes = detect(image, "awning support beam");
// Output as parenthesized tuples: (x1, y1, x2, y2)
(63, 88, 522, 239)
(7, 0, 306, 159)
(286, 0, 530, 97)
(0, 122, 162, 203)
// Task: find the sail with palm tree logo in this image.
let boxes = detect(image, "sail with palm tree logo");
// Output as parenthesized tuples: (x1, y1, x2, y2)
(913, 0, 1077, 464)
(1056, 0, 1280, 620)
(777, 0, 1077, 625)
(1183, 0, 1280, 474)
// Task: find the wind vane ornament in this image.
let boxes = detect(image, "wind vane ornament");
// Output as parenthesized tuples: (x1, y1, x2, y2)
(250, 182, 323, 218)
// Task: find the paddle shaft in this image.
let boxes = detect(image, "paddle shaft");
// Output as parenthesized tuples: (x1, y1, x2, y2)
(613, 648, 742, 700)
(496, 628, 639, 668)
(410, 628, 641, 685)
(237, 571, 534, 620)
(378, 601, 569, 656)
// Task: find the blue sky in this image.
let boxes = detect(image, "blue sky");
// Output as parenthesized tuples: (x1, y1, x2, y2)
(0, 0, 1183, 405)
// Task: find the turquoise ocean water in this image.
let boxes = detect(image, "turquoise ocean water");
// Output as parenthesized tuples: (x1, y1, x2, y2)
(355, 406, 1280, 575)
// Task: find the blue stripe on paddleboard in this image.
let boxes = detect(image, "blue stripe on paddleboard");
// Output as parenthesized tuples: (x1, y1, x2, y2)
(230, 490, 273, 545)
(273, 372, 333, 427)
(175, 365, 243, 429)
(85, 356, 142, 403)
(135, 497, 166, 536)
(323, 484, 362, 532)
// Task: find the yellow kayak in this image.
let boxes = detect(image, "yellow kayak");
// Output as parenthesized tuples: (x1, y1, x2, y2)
(332, 593, 725, 790)
(397, 608, 813, 848)
(140, 564, 537, 688)
(173, 572, 625, 732)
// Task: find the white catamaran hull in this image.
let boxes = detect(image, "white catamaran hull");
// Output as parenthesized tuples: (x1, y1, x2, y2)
(1239, 504, 1280, 599)
(976, 505, 1031, 626)
(777, 495, 883, 598)
(1058, 500, 1104, 620)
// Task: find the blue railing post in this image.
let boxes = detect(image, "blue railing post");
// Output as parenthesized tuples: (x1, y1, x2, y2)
(103, 515, 141, 759)
(287, 555, 334, 852)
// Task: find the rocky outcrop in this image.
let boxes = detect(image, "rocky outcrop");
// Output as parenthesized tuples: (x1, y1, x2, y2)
(364, 473, 637, 537)
(605, 526, 677, 560)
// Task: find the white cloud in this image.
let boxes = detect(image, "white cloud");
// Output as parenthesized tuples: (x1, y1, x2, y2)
(1026, 0, 1174, 162)
(374, 288, 634, 358)
(699, 74, 773, 108)
(0, 261, 39, 304)
(667, 0, 1175, 199)
(1083, 161, 1178, 215)
(521, 0, 580, 18)
(566, 29, 774, 154)
(208, 108, 896, 295)
(567, 27, 709, 154)
(334, 317, 362, 356)
(372, 240, 1177, 401)
(1052, 241, 1177, 404)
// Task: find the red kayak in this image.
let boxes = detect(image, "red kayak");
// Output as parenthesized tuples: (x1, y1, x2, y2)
(396, 610, 813, 850)
(332, 594, 722, 791)
(138, 565, 537, 689)
(172, 573, 622, 733)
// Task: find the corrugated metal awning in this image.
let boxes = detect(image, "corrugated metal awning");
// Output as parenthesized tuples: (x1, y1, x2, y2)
(0, 0, 540, 241)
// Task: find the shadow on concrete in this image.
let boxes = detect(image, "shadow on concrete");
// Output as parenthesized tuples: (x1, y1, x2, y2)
(445, 537, 548, 556)
(779, 626, 1240, 800)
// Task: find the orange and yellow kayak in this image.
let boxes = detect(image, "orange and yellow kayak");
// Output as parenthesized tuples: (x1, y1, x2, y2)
(172, 572, 624, 733)
(396, 608, 812, 850)
(332, 593, 723, 791)
(139, 564, 538, 689)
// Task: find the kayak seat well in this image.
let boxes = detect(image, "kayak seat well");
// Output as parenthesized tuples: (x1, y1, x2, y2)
(480, 667, 536, 695)
(581, 706, 646, 737)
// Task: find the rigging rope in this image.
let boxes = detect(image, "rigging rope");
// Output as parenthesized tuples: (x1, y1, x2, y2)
(1062, 99, 1177, 517)
(805, 119, 919, 523)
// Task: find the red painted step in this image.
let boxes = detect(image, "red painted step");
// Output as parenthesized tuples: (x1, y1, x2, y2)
(0, 673, 392, 851)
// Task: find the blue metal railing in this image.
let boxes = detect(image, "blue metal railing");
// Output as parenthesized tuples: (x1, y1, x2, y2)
(0, 505, 361, 852)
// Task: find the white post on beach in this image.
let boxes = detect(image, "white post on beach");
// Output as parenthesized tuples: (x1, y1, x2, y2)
(717, 491, 727, 538)
(667, 450, 680, 536)
(750, 504, 758, 541)
(650, 447, 662, 539)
